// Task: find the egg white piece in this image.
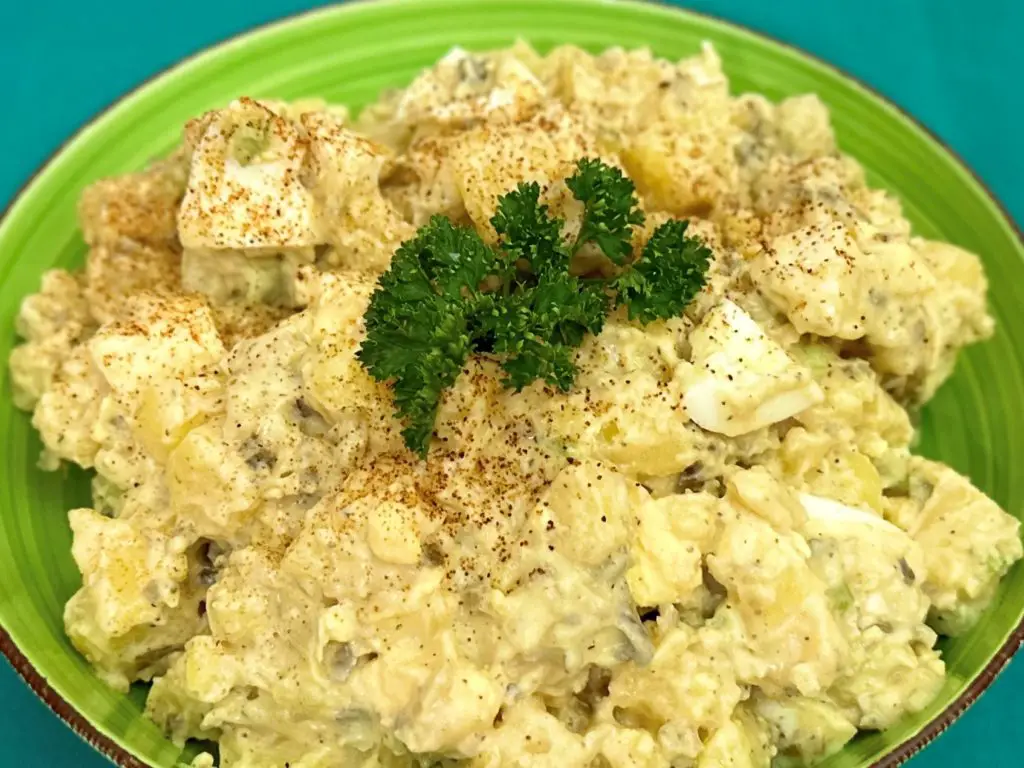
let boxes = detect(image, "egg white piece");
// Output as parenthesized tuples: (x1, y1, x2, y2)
(798, 493, 902, 534)
(179, 99, 319, 251)
(684, 299, 823, 436)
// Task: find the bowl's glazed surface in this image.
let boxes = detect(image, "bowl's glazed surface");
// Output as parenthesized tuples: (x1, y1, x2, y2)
(0, 2, 1021, 766)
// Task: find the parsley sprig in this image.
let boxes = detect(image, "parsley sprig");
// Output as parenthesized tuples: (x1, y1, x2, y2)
(357, 158, 712, 457)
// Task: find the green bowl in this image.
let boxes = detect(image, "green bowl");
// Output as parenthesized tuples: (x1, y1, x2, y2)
(1, 1, 1022, 766)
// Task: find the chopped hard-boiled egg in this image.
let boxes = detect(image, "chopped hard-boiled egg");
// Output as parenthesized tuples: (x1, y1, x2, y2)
(178, 98, 319, 250)
(683, 299, 823, 436)
(798, 493, 901, 535)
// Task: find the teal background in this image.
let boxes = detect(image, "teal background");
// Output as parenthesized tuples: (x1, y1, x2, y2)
(0, 0, 1021, 765)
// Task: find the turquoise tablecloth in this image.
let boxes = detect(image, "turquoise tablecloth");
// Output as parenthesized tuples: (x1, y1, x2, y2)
(1, 0, 1021, 765)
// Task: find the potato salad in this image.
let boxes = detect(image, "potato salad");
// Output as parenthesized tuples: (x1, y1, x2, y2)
(9, 42, 1021, 768)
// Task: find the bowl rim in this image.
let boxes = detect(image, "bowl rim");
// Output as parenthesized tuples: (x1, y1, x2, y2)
(1, 1, 1022, 767)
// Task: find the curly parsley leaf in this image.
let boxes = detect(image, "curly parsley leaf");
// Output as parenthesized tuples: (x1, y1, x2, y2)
(566, 158, 645, 264)
(487, 182, 610, 388)
(477, 270, 609, 391)
(369, 305, 476, 456)
(358, 159, 711, 459)
(402, 214, 495, 299)
(357, 217, 495, 456)
(491, 181, 566, 277)
(614, 219, 713, 323)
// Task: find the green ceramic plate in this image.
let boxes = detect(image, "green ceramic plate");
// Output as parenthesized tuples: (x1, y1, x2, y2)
(1, 1, 1021, 766)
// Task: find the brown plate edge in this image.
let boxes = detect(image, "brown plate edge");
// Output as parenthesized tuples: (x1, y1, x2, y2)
(0, 625, 148, 768)
(1, 1, 1022, 767)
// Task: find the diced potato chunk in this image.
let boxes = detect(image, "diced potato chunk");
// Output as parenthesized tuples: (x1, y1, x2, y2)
(543, 462, 648, 567)
(909, 460, 1023, 634)
(69, 508, 187, 637)
(449, 105, 598, 237)
(627, 493, 717, 606)
(89, 293, 223, 403)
